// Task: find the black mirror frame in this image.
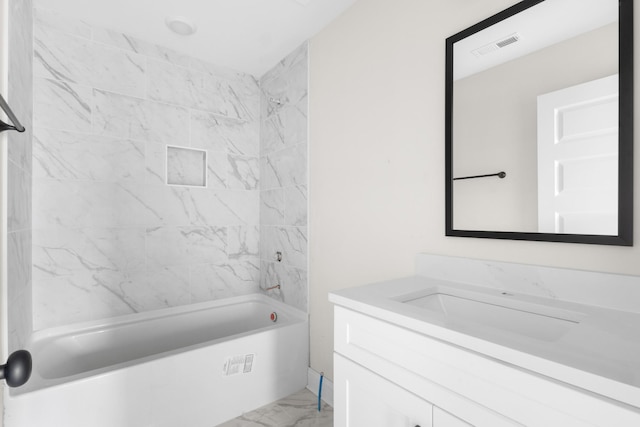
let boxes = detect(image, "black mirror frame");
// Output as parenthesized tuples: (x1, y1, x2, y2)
(445, 0, 633, 246)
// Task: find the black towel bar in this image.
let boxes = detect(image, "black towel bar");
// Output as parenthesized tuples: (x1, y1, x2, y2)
(453, 171, 506, 181)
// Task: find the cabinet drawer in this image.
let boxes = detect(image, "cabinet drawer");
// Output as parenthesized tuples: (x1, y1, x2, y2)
(335, 353, 433, 427)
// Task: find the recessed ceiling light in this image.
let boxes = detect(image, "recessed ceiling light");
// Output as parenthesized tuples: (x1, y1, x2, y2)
(165, 16, 197, 36)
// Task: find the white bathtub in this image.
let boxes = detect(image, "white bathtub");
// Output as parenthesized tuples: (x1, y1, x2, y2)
(5, 294, 309, 427)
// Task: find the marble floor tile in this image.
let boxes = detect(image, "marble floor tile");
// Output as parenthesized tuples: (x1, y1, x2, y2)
(216, 388, 333, 427)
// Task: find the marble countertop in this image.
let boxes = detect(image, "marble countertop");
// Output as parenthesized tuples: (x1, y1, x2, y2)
(329, 276, 640, 409)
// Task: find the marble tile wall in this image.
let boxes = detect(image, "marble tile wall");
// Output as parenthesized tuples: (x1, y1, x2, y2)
(259, 44, 309, 312)
(31, 7, 262, 329)
(7, 0, 34, 352)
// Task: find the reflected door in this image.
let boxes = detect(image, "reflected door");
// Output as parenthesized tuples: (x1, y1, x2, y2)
(537, 74, 618, 234)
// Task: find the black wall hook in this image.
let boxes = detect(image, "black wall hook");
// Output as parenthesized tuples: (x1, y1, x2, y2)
(0, 93, 26, 134)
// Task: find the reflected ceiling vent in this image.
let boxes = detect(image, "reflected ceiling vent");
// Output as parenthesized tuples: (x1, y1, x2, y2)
(472, 33, 521, 57)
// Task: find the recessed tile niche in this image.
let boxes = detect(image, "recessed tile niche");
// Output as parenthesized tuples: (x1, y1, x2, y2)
(166, 146, 207, 187)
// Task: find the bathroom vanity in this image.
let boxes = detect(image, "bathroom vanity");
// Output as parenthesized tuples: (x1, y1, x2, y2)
(329, 255, 640, 426)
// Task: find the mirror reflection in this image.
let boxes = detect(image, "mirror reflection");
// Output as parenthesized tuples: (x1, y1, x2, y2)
(447, 0, 631, 243)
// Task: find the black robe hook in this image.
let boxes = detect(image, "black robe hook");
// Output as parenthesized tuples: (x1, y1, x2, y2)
(0, 92, 26, 134)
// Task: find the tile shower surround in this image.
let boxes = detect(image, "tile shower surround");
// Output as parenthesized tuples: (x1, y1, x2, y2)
(259, 45, 309, 313)
(31, 6, 308, 329)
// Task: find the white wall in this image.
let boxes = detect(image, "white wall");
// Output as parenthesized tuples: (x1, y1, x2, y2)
(1, 0, 6, 419)
(309, 0, 640, 380)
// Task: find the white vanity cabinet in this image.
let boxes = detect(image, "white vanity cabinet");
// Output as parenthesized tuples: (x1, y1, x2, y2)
(333, 306, 516, 427)
(332, 304, 640, 427)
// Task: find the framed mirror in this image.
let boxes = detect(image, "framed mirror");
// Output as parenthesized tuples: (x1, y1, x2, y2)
(445, 0, 633, 245)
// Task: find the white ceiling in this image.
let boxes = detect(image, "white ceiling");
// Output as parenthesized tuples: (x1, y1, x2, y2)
(35, 0, 357, 77)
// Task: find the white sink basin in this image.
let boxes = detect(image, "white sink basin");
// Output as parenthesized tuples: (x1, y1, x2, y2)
(402, 293, 581, 341)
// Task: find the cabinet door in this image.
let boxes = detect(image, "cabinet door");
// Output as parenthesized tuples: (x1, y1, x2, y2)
(335, 353, 433, 427)
(433, 407, 473, 427)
